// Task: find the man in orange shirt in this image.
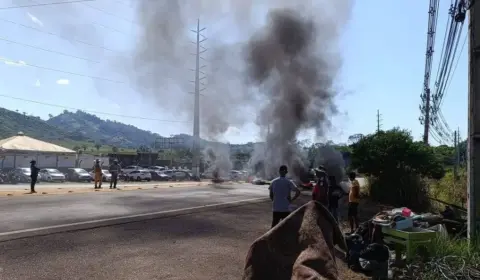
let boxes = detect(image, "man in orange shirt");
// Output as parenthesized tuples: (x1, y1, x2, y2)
(348, 171, 360, 233)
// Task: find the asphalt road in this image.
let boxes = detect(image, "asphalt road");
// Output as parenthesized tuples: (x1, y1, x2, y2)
(0, 195, 369, 280)
(0, 183, 268, 233)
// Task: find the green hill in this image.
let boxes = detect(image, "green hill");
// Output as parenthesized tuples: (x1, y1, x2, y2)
(0, 107, 250, 154)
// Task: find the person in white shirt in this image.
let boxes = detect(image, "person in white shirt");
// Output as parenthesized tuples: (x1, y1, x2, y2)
(269, 165, 301, 228)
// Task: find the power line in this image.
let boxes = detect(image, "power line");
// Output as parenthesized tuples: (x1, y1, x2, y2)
(0, 36, 100, 63)
(0, 57, 124, 83)
(0, 17, 118, 53)
(0, 94, 191, 123)
(24, 0, 132, 37)
(81, 2, 137, 25)
(0, 0, 95, 10)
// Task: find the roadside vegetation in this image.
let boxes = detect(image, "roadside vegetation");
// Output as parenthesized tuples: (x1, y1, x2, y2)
(348, 128, 478, 279)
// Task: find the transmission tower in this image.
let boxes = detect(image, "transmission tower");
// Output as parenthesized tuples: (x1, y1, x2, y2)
(376, 109, 382, 133)
(190, 19, 207, 177)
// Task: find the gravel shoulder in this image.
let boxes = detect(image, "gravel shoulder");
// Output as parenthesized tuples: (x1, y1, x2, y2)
(0, 197, 372, 280)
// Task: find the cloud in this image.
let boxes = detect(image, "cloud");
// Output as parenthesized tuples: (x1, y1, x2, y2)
(1, 58, 26, 66)
(56, 79, 69, 85)
(226, 126, 241, 136)
(27, 12, 43, 27)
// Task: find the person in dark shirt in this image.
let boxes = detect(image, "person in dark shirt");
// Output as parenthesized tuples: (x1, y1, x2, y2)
(109, 160, 121, 189)
(30, 160, 40, 193)
(328, 175, 344, 222)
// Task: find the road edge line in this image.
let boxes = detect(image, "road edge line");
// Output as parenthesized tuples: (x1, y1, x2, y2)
(0, 197, 269, 242)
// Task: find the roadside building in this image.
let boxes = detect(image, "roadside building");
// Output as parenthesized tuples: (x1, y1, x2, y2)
(0, 132, 76, 169)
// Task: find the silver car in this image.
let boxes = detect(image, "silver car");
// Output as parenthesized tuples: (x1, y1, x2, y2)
(39, 169, 66, 182)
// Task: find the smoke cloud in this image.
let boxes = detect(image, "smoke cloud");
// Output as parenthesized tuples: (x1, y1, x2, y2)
(131, 1, 351, 178)
(245, 8, 348, 179)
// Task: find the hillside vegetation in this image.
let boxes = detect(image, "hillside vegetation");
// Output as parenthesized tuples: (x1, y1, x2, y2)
(0, 108, 219, 154)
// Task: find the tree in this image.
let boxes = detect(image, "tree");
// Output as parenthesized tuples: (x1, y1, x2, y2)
(433, 145, 455, 167)
(111, 146, 119, 153)
(94, 143, 101, 152)
(48, 114, 53, 119)
(351, 128, 444, 210)
(348, 134, 364, 145)
(82, 144, 87, 151)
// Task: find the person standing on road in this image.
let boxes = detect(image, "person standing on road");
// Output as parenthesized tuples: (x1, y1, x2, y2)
(312, 165, 330, 207)
(109, 160, 121, 189)
(29, 160, 40, 193)
(328, 175, 344, 222)
(348, 171, 361, 233)
(93, 159, 103, 189)
(269, 165, 301, 228)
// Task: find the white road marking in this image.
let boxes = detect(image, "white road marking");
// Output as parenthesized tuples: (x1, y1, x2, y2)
(0, 197, 268, 237)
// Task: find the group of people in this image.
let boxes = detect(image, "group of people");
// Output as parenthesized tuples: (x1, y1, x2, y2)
(92, 159, 121, 189)
(26, 159, 123, 193)
(268, 164, 361, 233)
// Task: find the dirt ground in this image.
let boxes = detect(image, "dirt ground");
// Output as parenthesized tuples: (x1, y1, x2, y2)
(0, 194, 379, 280)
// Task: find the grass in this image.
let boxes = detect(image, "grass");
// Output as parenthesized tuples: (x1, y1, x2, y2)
(403, 236, 480, 280)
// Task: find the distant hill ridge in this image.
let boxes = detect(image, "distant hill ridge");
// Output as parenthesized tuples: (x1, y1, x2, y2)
(0, 107, 255, 152)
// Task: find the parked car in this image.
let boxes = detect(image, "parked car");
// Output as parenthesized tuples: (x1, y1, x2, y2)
(39, 169, 66, 182)
(66, 168, 92, 182)
(126, 170, 152, 181)
(10, 168, 32, 183)
(89, 169, 112, 182)
(122, 165, 141, 174)
(230, 170, 242, 180)
(171, 170, 192, 181)
(149, 166, 166, 172)
(150, 171, 171, 181)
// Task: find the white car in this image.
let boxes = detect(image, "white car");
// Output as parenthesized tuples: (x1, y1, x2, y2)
(39, 169, 66, 182)
(89, 170, 112, 182)
(122, 165, 141, 174)
(126, 170, 152, 181)
(148, 166, 165, 172)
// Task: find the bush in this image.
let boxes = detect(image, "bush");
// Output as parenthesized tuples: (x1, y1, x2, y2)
(351, 129, 443, 210)
(429, 169, 467, 208)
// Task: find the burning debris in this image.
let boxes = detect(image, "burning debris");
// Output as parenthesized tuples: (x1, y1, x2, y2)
(202, 143, 232, 182)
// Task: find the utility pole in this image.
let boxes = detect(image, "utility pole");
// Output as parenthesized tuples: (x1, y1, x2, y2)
(457, 127, 461, 168)
(422, 89, 432, 144)
(454, 130, 458, 179)
(376, 109, 382, 133)
(467, 0, 480, 238)
(190, 19, 207, 178)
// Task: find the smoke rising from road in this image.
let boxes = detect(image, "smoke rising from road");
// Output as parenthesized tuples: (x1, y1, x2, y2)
(245, 8, 348, 179)
(131, 1, 351, 178)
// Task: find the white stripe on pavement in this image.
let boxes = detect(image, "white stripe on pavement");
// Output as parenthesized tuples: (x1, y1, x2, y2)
(0, 197, 268, 237)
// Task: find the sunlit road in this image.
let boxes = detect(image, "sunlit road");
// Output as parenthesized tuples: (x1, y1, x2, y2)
(0, 183, 268, 233)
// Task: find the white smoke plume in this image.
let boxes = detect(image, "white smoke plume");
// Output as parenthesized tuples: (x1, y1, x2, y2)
(202, 143, 232, 179)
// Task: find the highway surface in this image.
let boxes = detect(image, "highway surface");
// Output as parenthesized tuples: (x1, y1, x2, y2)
(0, 183, 268, 234)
